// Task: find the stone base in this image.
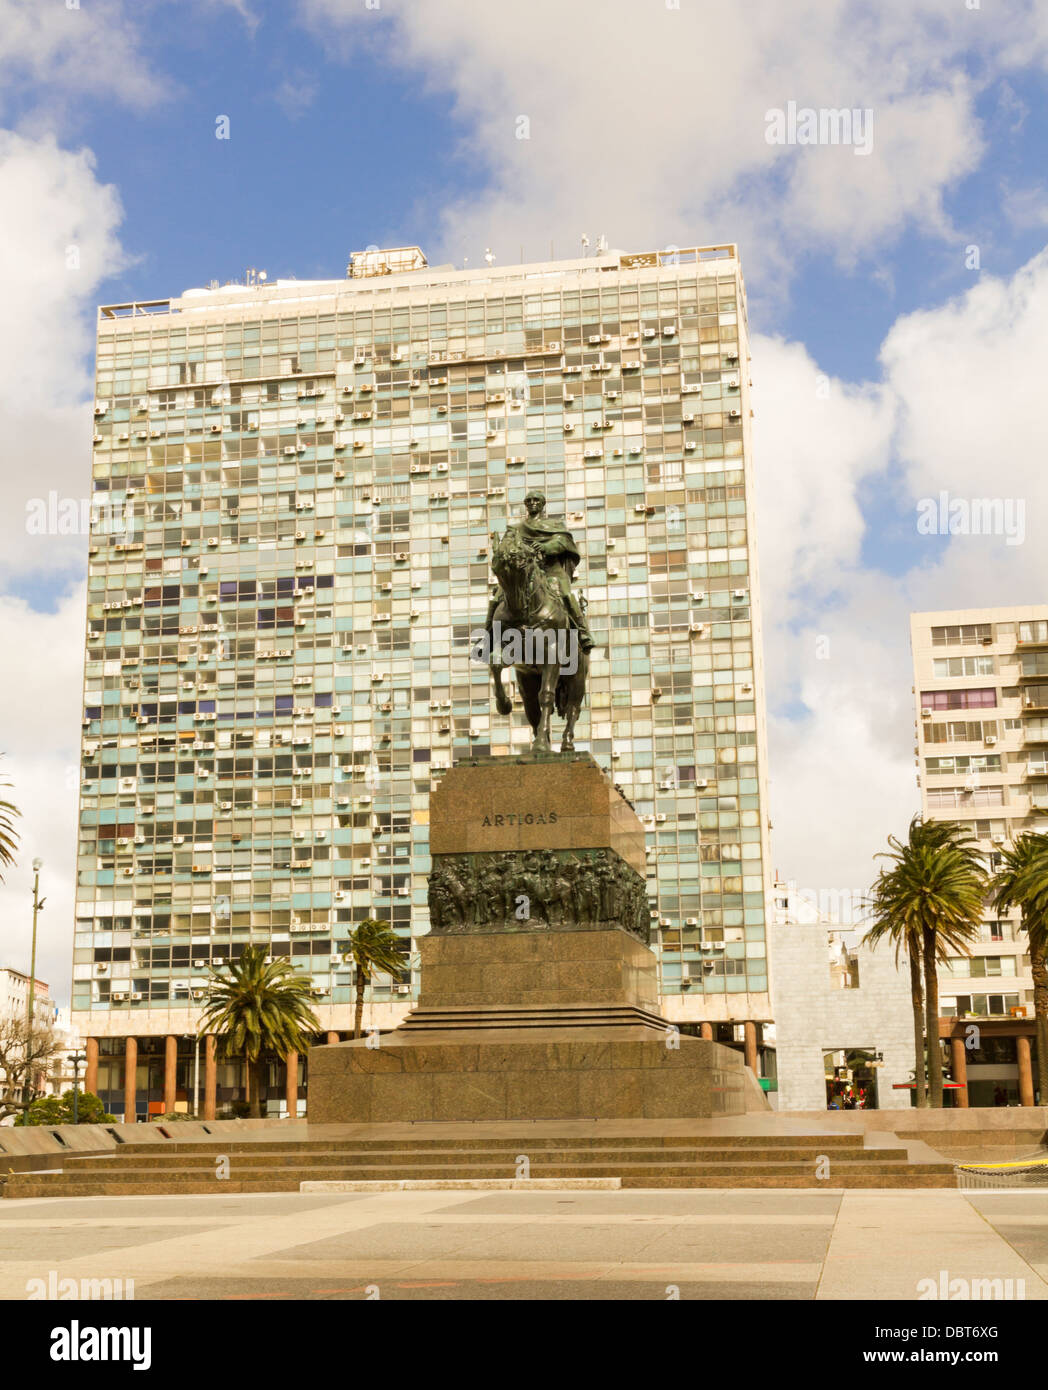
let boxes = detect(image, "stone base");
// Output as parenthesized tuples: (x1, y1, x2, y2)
(307, 753, 770, 1127)
(306, 1025, 768, 1124)
(414, 929, 660, 1013)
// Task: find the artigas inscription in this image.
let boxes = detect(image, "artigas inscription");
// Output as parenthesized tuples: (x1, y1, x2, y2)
(480, 810, 559, 827)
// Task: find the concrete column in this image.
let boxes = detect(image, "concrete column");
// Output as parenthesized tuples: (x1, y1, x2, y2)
(699, 1022, 713, 1040)
(326, 1031, 340, 1045)
(84, 1037, 98, 1095)
(285, 1051, 299, 1118)
(743, 1020, 759, 1075)
(950, 1036, 969, 1108)
(1017, 1034, 1035, 1107)
(123, 1037, 137, 1123)
(163, 1034, 178, 1115)
(203, 1035, 217, 1121)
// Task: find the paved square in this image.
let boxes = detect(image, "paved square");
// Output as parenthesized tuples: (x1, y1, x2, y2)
(2, 1188, 1046, 1300)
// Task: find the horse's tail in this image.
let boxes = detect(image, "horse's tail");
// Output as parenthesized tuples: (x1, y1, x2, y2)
(555, 677, 569, 719)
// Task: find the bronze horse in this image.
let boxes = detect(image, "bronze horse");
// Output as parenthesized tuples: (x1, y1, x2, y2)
(488, 528, 588, 753)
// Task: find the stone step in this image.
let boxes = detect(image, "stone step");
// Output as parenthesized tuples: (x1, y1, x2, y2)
(5, 1164, 958, 1198)
(61, 1144, 907, 1171)
(91, 1132, 875, 1155)
(5, 1158, 953, 1191)
(398, 1005, 671, 1031)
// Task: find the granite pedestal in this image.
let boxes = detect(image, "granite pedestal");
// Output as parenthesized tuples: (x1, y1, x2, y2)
(308, 754, 768, 1123)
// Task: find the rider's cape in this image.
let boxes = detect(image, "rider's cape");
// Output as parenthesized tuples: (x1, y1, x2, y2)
(514, 516, 581, 577)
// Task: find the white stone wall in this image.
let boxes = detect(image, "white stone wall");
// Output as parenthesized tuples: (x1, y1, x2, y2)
(769, 922, 914, 1111)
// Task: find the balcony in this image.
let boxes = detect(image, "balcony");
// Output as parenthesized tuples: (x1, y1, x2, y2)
(1020, 683, 1048, 712)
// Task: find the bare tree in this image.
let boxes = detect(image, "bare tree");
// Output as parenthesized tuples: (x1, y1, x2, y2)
(0, 1009, 59, 1123)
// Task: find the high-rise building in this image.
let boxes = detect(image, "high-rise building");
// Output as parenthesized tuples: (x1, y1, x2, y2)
(911, 605, 1047, 1104)
(73, 243, 774, 1119)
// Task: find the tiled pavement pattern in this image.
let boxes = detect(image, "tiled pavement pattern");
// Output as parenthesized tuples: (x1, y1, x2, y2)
(2, 1189, 1048, 1300)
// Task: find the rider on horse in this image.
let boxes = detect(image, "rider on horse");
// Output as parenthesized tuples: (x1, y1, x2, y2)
(484, 490, 595, 654)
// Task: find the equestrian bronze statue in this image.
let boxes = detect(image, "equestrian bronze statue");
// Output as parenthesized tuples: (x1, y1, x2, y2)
(480, 491, 593, 754)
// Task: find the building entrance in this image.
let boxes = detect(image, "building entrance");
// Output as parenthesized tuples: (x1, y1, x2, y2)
(824, 1048, 880, 1109)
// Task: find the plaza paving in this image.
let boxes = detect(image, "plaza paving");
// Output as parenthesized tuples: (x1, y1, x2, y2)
(2, 1187, 1048, 1300)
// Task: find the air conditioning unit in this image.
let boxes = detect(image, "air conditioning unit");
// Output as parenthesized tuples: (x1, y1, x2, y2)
(985, 735, 998, 745)
(921, 709, 933, 718)
(728, 408, 741, 420)
(685, 917, 698, 926)
(696, 778, 709, 789)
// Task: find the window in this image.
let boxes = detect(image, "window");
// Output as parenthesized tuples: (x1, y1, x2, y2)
(933, 656, 994, 677)
(925, 754, 1001, 775)
(947, 993, 1020, 1017)
(921, 688, 996, 710)
(925, 720, 996, 744)
(926, 786, 1004, 807)
(1019, 621, 1048, 644)
(931, 623, 992, 645)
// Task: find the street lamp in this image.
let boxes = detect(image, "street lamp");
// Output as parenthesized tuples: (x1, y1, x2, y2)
(26, 858, 44, 1032)
(22, 858, 45, 1110)
(70, 1050, 87, 1124)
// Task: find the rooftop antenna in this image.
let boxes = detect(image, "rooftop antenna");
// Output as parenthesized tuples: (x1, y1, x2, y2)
(581, 234, 590, 256)
(596, 234, 608, 254)
(484, 247, 496, 266)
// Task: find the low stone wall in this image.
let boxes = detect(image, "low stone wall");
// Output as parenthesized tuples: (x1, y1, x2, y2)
(0, 1118, 308, 1175)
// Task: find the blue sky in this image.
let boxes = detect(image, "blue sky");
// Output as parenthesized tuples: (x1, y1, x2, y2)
(2, 0, 1048, 997)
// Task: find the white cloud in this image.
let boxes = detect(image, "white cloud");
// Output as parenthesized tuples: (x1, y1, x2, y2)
(0, 132, 128, 586)
(297, 0, 1039, 279)
(0, 0, 170, 117)
(756, 246, 1048, 896)
(275, 76, 317, 120)
(0, 588, 86, 1002)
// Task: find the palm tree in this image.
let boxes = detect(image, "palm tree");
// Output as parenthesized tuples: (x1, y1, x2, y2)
(865, 817, 987, 1107)
(198, 946, 320, 1118)
(991, 832, 1048, 1105)
(863, 892, 927, 1108)
(0, 758, 20, 882)
(342, 918, 406, 1039)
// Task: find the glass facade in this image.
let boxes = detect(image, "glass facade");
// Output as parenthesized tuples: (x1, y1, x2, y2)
(71, 245, 773, 1060)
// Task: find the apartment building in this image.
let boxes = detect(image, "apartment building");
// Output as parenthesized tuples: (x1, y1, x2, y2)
(0, 966, 49, 1021)
(73, 243, 774, 1119)
(911, 606, 1047, 1105)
